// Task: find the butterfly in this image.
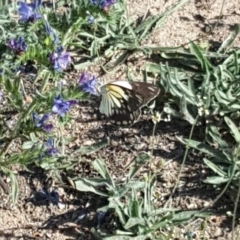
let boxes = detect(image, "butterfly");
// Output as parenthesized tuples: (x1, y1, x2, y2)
(99, 81, 160, 125)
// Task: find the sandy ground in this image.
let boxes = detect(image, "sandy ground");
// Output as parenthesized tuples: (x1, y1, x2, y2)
(1, 0, 240, 239)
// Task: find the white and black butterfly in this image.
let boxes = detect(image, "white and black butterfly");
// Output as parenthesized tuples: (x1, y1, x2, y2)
(99, 81, 160, 125)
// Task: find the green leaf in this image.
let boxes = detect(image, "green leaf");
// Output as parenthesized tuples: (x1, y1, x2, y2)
(78, 178, 113, 188)
(74, 179, 108, 197)
(208, 126, 228, 149)
(172, 210, 211, 222)
(180, 96, 196, 124)
(214, 90, 234, 106)
(135, 13, 163, 40)
(189, 41, 212, 72)
(130, 200, 140, 218)
(126, 152, 151, 178)
(203, 158, 226, 177)
(148, 208, 179, 217)
(145, 63, 161, 74)
(9, 171, 19, 206)
(218, 24, 240, 53)
(146, 213, 175, 231)
(124, 217, 145, 229)
(177, 137, 228, 162)
(224, 116, 240, 143)
(1, 167, 18, 205)
(125, 181, 145, 190)
(114, 201, 127, 226)
(100, 234, 149, 240)
(22, 141, 36, 150)
(204, 176, 229, 184)
(75, 138, 109, 155)
(134, 152, 151, 164)
(92, 159, 114, 186)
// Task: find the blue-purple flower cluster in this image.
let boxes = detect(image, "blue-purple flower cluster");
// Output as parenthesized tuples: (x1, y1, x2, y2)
(49, 47, 72, 73)
(33, 112, 53, 132)
(16, 0, 72, 72)
(8, 1, 41, 55)
(52, 95, 78, 117)
(8, 37, 27, 54)
(90, 0, 116, 8)
(32, 94, 78, 157)
(44, 17, 60, 45)
(44, 16, 72, 72)
(10, 1, 110, 161)
(33, 95, 77, 126)
(15, 1, 76, 135)
(18, 0, 42, 22)
(45, 138, 58, 156)
(33, 113, 58, 156)
(79, 72, 98, 95)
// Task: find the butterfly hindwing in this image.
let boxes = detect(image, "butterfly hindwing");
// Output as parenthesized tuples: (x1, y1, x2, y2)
(110, 109, 141, 125)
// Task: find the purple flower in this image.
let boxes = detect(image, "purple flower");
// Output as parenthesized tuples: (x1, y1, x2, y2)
(52, 95, 77, 117)
(43, 124, 53, 132)
(79, 72, 98, 95)
(8, 37, 27, 53)
(18, 0, 42, 22)
(49, 48, 71, 72)
(44, 18, 60, 44)
(46, 138, 58, 156)
(47, 147, 58, 156)
(33, 112, 53, 132)
(90, 0, 116, 8)
(33, 112, 49, 127)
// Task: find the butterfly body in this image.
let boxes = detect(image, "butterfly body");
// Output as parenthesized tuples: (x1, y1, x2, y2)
(99, 81, 160, 125)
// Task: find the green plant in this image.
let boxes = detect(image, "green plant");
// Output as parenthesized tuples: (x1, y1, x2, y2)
(74, 156, 210, 239)
(179, 117, 240, 187)
(146, 25, 240, 126)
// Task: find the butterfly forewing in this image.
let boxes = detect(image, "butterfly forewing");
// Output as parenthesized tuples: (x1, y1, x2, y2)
(99, 81, 160, 125)
(130, 82, 160, 107)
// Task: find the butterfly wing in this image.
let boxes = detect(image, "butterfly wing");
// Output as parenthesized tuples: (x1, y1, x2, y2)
(99, 81, 160, 125)
(130, 82, 160, 107)
(99, 81, 144, 116)
(110, 109, 141, 125)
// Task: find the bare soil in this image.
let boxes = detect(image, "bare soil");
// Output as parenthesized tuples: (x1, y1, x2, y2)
(1, 0, 240, 239)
